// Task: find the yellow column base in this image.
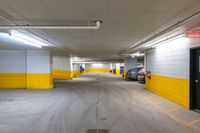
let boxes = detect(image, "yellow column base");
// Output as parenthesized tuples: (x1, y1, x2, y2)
(73, 70, 81, 78)
(27, 74, 53, 89)
(116, 69, 120, 76)
(0, 73, 53, 89)
(53, 70, 73, 80)
(0, 73, 26, 88)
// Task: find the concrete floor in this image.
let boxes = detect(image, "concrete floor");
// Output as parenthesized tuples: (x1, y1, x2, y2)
(0, 73, 200, 133)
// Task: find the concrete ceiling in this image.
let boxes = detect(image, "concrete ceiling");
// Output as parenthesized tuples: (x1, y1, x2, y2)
(0, 0, 198, 60)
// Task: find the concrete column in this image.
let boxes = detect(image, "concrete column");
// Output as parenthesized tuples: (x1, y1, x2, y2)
(53, 57, 73, 80)
(116, 63, 121, 76)
(0, 50, 53, 89)
(111, 63, 116, 74)
(0, 50, 26, 88)
(124, 57, 137, 80)
(109, 63, 112, 72)
(26, 50, 53, 89)
(73, 63, 81, 77)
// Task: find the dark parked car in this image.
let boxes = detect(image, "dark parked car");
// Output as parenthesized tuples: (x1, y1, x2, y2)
(137, 68, 145, 83)
(127, 67, 143, 80)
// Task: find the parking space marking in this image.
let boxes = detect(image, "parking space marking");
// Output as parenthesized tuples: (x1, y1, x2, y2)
(186, 118, 200, 126)
(166, 107, 179, 113)
(143, 97, 198, 133)
(144, 97, 161, 106)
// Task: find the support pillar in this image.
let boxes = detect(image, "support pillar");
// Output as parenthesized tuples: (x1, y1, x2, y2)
(124, 57, 137, 80)
(73, 63, 81, 77)
(0, 50, 53, 89)
(109, 63, 112, 73)
(116, 63, 121, 76)
(111, 63, 114, 74)
(26, 50, 53, 89)
(0, 50, 26, 88)
(53, 57, 73, 80)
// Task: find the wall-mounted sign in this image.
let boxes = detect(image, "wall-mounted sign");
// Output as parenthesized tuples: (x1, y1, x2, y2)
(187, 31, 200, 38)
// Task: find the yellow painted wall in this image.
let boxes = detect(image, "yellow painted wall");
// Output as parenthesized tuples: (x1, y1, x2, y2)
(145, 74, 189, 108)
(0, 73, 26, 88)
(0, 73, 53, 89)
(27, 74, 53, 89)
(73, 70, 81, 77)
(85, 68, 110, 73)
(53, 70, 73, 79)
(116, 69, 120, 76)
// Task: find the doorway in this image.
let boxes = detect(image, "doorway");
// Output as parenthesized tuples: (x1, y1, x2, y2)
(190, 47, 200, 111)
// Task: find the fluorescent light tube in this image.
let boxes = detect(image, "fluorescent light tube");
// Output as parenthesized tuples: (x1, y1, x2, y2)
(0, 31, 53, 48)
(10, 34, 42, 48)
(11, 31, 49, 47)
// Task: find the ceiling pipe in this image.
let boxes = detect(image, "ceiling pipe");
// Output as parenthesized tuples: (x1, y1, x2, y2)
(0, 20, 102, 30)
(119, 11, 200, 55)
(0, 14, 80, 55)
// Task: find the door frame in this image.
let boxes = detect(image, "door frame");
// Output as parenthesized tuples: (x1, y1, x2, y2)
(190, 47, 200, 109)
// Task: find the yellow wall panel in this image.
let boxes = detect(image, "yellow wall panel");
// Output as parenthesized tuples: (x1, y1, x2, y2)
(116, 69, 120, 76)
(53, 70, 73, 79)
(0, 73, 26, 88)
(27, 74, 53, 89)
(145, 74, 189, 108)
(85, 68, 110, 73)
(73, 70, 81, 77)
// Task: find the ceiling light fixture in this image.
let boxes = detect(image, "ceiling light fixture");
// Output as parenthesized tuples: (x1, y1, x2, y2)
(10, 34, 42, 48)
(11, 31, 49, 47)
(0, 21, 102, 30)
(131, 52, 144, 57)
(145, 34, 186, 49)
(0, 31, 52, 48)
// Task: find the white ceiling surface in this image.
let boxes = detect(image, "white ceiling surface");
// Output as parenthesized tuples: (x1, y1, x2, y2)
(0, 0, 198, 60)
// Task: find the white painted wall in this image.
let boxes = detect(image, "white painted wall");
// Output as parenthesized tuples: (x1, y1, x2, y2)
(116, 63, 120, 70)
(53, 56, 72, 71)
(112, 63, 116, 69)
(27, 50, 51, 73)
(146, 37, 200, 79)
(80, 63, 85, 69)
(85, 63, 110, 69)
(0, 50, 26, 73)
(0, 50, 52, 74)
(73, 63, 80, 70)
(110, 63, 112, 69)
(124, 57, 137, 71)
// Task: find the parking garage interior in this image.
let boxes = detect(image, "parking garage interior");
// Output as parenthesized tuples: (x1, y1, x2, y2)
(0, 0, 200, 133)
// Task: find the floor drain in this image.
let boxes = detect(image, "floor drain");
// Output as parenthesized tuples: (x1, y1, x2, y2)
(87, 129, 109, 133)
